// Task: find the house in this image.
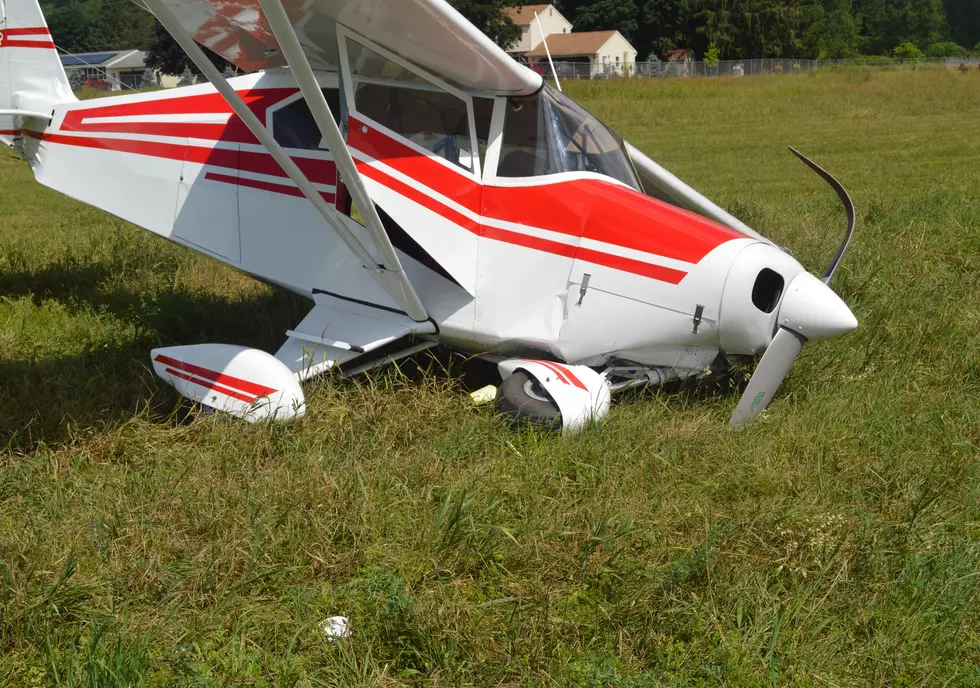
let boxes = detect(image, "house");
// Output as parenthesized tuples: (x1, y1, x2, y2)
(505, 4, 573, 56)
(525, 30, 638, 78)
(506, 4, 638, 78)
(61, 50, 180, 91)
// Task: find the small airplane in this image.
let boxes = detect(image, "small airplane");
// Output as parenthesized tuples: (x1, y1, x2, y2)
(0, 0, 857, 433)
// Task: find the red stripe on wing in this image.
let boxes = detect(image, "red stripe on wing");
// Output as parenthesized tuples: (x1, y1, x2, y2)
(154, 354, 277, 398)
(164, 368, 257, 404)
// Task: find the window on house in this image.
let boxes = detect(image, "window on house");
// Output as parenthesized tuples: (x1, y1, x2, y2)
(346, 38, 475, 172)
(271, 89, 341, 150)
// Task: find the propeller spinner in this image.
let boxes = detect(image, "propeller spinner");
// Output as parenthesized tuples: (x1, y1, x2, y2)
(729, 148, 858, 430)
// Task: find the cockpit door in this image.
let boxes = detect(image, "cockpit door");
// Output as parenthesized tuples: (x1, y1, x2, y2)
(339, 29, 482, 294)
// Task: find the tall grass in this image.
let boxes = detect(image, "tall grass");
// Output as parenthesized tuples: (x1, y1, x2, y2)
(1, 69, 978, 685)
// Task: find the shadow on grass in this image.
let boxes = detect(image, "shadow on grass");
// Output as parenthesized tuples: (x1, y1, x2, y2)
(1, 260, 749, 451)
(0, 261, 311, 452)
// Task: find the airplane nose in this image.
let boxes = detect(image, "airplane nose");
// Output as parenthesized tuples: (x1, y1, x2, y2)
(777, 272, 857, 341)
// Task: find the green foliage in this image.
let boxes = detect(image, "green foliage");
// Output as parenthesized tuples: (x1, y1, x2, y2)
(806, 0, 861, 59)
(2, 70, 980, 685)
(563, 0, 641, 41)
(138, 68, 156, 90)
(693, 0, 807, 59)
(67, 69, 85, 91)
(705, 42, 721, 66)
(447, 0, 522, 49)
(893, 41, 926, 58)
(177, 66, 195, 87)
(29, 0, 975, 70)
(41, 0, 154, 53)
(943, 0, 980, 53)
(855, 0, 947, 56)
(635, 0, 693, 60)
(926, 41, 968, 57)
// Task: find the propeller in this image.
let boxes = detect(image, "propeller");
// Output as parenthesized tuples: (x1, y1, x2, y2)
(730, 148, 858, 430)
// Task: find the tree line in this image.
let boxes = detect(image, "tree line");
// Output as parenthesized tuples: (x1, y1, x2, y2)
(39, 0, 980, 77)
(527, 0, 980, 61)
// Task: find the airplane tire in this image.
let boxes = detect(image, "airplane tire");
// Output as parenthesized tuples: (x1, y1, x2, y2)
(496, 370, 562, 430)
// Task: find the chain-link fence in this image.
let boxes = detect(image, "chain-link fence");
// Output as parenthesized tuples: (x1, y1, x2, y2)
(535, 57, 978, 80)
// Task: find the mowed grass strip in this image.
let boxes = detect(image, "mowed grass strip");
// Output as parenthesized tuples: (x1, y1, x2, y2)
(0, 69, 978, 686)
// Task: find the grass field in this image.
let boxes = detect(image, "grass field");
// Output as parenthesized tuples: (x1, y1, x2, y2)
(1, 69, 978, 686)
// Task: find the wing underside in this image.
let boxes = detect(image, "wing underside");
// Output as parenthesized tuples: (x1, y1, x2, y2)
(132, 0, 541, 96)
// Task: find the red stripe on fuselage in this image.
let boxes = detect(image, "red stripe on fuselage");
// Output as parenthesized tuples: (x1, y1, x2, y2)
(60, 89, 298, 146)
(2, 40, 56, 48)
(25, 130, 336, 186)
(356, 149, 685, 284)
(348, 117, 742, 266)
(204, 171, 336, 203)
(1, 27, 55, 48)
(154, 354, 277, 398)
(2, 27, 51, 36)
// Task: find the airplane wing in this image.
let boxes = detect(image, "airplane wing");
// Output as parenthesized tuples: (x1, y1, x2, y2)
(133, 0, 542, 96)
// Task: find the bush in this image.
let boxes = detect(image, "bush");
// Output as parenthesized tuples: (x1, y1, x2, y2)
(893, 42, 925, 59)
(926, 41, 967, 58)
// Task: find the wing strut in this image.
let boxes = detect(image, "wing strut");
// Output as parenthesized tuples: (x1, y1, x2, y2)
(142, 0, 428, 322)
(256, 0, 425, 321)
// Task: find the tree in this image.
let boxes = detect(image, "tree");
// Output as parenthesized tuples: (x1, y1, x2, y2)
(569, 0, 640, 41)
(805, 0, 860, 59)
(704, 41, 721, 65)
(145, 22, 231, 77)
(893, 41, 925, 58)
(854, 0, 948, 55)
(139, 68, 157, 89)
(447, 0, 522, 50)
(926, 41, 966, 57)
(692, 0, 805, 59)
(68, 69, 85, 90)
(943, 0, 980, 50)
(635, 0, 694, 60)
(44, 0, 96, 53)
(177, 66, 195, 87)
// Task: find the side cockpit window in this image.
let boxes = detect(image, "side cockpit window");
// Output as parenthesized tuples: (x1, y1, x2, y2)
(345, 38, 477, 173)
(497, 94, 563, 178)
(272, 89, 341, 151)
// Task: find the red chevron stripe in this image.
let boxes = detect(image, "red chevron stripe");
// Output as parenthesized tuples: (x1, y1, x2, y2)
(154, 354, 277, 398)
(164, 368, 256, 404)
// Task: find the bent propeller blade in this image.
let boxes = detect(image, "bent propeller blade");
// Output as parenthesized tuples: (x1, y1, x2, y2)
(788, 147, 856, 285)
(730, 327, 807, 430)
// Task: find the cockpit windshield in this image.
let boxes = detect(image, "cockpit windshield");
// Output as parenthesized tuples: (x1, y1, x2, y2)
(497, 84, 640, 191)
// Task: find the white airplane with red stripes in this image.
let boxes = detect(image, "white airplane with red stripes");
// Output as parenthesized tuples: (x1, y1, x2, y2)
(1, 0, 858, 432)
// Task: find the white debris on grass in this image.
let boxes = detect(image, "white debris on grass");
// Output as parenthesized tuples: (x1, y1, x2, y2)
(320, 616, 350, 641)
(470, 385, 497, 405)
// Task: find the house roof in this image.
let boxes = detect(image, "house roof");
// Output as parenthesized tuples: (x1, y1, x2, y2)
(505, 4, 553, 25)
(60, 49, 145, 69)
(666, 49, 694, 62)
(107, 50, 147, 70)
(526, 30, 619, 58)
